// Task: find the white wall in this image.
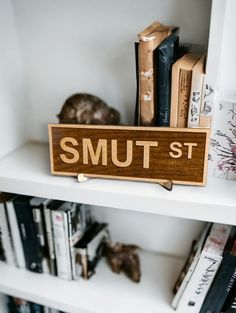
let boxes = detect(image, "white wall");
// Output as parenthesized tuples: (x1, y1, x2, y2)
(91, 205, 205, 257)
(217, 0, 236, 95)
(12, 0, 211, 142)
(0, 0, 28, 159)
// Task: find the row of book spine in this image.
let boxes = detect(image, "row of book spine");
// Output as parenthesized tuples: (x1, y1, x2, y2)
(7, 295, 64, 313)
(135, 21, 210, 129)
(0, 192, 109, 281)
(172, 222, 236, 313)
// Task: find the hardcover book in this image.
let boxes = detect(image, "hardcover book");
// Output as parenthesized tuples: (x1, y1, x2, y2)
(51, 201, 92, 280)
(154, 33, 179, 126)
(187, 54, 206, 128)
(0, 193, 17, 266)
(170, 53, 200, 128)
(138, 21, 175, 126)
(12, 195, 43, 273)
(74, 222, 109, 280)
(176, 223, 232, 313)
(199, 227, 236, 313)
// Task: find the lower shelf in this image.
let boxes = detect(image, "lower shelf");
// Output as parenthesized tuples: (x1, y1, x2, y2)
(0, 251, 183, 313)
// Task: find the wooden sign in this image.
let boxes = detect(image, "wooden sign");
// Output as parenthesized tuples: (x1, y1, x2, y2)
(48, 124, 210, 186)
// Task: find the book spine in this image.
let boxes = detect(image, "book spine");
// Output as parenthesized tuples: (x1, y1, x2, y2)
(0, 202, 16, 266)
(52, 210, 71, 280)
(199, 254, 236, 313)
(13, 198, 43, 273)
(32, 207, 50, 274)
(188, 73, 205, 128)
(177, 69, 192, 128)
(44, 208, 57, 275)
(155, 49, 171, 126)
(199, 79, 213, 128)
(5, 200, 26, 268)
(176, 251, 222, 313)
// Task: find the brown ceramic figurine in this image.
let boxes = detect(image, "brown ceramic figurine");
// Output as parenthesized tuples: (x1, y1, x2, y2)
(57, 93, 120, 125)
(103, 242, 141, 283)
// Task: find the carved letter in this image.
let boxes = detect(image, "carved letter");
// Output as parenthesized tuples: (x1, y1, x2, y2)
(136, 141, 158, 168)
(184, 143, 198, 159)
(83, 139, 107, 165)
(169, 142, 182, 158)
(60, 137, 79, 164)
(111, 140, 133, 167)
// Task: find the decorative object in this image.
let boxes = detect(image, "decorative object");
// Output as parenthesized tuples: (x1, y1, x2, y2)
(103, 242, 141, 283)
(57, 93, 120, 125)
(209, 99, 236, 180)
(48, 124, 209, 186)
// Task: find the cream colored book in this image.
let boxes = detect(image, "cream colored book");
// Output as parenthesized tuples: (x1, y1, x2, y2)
(170, 54, 200, 128)
(138, 21, 174, 126)
(187, 54, 206, 128)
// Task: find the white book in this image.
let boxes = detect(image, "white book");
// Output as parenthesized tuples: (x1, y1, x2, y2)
(5, 199, 26, 268)
(176, 223, 231, 313)
(51, 202, 72, 280)
(187, 55, 206, 128)
(171, 223, 211, 309)
(0, 202, 16, 266)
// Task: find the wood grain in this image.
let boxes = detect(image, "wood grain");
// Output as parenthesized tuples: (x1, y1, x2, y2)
(48, 124, 210, 186)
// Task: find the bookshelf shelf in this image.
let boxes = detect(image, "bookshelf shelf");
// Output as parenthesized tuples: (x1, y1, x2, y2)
(0, 251, 184, 313)
(0, 142, 235, 225)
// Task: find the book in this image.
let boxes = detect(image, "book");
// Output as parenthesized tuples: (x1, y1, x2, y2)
(187, 54, 206, 128)
(74, 222, 109, 280)
(7, 296, 31, 313)
(172, 223, 212, 309)
(44, 200, 60, 276)
(138, 21, 175, 126)
(170, 53, 200, 128)
(199, 227, 236, 313)
(30, 197, 51, 274)
(12, 195, 44, 273)
(5, 197, 26, 269)
(176, 223, 232, 313)
(30, 302, 44, 313)
(154, 33, 179, 126)
(222, 284, 236, 313)
(0, 193, 17, 266)
(51, 201, 92, 280)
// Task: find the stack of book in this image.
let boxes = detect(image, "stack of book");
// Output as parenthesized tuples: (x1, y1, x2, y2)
(0, 193, 109, 281)
(7, 295, 64, 313)
(135, 21, 208, 128)
(172, 223, 236, 313)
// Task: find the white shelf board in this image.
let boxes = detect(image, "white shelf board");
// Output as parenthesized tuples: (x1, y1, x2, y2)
(0, 142, 235, 225)
(0, 251, 183, 313)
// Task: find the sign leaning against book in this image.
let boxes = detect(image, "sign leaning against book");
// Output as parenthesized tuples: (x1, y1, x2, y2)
(48, 124, 209, 186)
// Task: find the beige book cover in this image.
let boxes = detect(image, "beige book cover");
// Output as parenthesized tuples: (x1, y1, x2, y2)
(187, 54, 206, 128)
(138, 21, 174, 126)
(170, 54, 200, 128)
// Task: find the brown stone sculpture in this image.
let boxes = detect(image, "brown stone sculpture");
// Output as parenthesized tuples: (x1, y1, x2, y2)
(103, 242, 141, 283)
(57, 93, 120, 125)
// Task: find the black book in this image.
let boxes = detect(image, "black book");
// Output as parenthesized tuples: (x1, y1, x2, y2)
(199, 227, 236, 313)
(222, 282, 236, 313)
(29, 302, 44, 313)
(154, 33, 179, 126)
(74, 222, 108, 279)
(13, 195, 44, 273)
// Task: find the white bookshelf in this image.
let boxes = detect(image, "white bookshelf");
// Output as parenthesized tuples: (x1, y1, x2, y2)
(0, 142, 235, 225)
(0, 0, 235, 312)
(0, 251, 184, 313)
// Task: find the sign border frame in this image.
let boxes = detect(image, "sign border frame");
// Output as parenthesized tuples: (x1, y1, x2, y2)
(48, 124, 210, 186)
